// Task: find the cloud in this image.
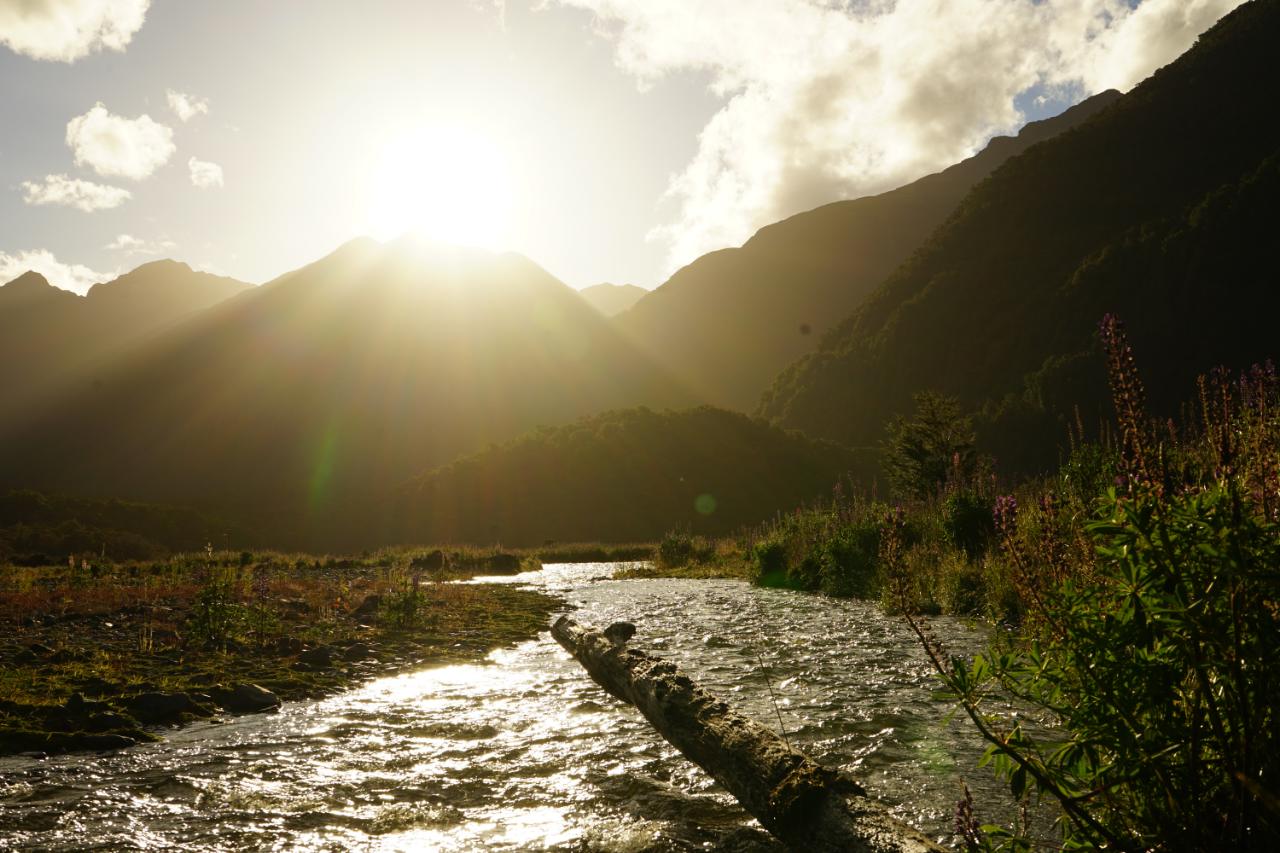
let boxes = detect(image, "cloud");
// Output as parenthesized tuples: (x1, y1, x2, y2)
(553, 0, 1245, 273)
(166, 89, 209, 122)
(0, 248, 108, 294)
(66, 102, 175, 180)
(187, 157, 223, 189)
(0, 0, 150, 62)
(105, 233, 175, 255)
(21, 173, 131, 211)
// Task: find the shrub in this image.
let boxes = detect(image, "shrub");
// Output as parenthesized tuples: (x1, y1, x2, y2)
(657, 529, 695, 567)
(751, 537, 788, 587)
(817, 520, 880, 598)
(942, 490, 995, 560)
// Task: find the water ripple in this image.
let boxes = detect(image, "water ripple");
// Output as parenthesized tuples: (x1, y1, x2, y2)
(0, 562, 1006, 851)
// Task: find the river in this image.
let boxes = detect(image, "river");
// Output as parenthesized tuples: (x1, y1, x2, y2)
(0, 562, 1013, 851)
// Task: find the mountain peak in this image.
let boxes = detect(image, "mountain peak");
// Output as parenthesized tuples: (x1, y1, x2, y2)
(0, 271, 80, 307)
(3, 270, 52, 290)
(580, 283, 647, 316)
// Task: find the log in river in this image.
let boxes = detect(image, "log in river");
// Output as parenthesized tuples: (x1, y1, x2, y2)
(551, 615, 945, 853)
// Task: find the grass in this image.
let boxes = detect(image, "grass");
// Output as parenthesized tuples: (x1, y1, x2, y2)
(0, 547, 560, 756)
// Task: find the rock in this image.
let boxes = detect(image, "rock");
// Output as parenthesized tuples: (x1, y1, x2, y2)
(603, 622, 637, 645)
(209, 683, 280, 714)
(85, 713, 136, 733)
(76, 733, 139, 751)
(341, 642, 373, 662)
(274, 636, 303, 656)
(350, 595, 382, 620)
(78, 676, 117, 697)
(297, 646, 333, 667)
(123, 691, 210, 725)
(26, 642, 55, 656)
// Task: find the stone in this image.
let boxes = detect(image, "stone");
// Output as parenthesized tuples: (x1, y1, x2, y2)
(350, 595, 382, 620)
(341, 642, 373, 662)
(603, 622, 637, 645)
(297, 646, 333, 667)
(208, 683, 280, 714)
(124, 691, 210, 725)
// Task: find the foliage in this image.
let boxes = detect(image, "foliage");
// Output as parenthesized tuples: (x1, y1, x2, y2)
(760, 1, 1280, 479)
(898, 320, 1280, 850)
(397, 406, 865, 546)
(883, 391, 978, 499)
(748, 484, 889, 598)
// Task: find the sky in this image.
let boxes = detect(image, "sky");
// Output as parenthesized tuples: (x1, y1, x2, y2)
(0, 0, 1244, 294)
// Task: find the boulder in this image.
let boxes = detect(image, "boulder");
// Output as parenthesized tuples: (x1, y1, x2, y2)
(124, 691, 210, 725)
(209, 683, 280, 714)
(350, 595, 382, 621)
(341, 642, 373, 662)
(297, 646, 334, 667)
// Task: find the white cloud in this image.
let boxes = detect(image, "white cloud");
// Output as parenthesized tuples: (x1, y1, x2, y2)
(21, 173, 131, 211)
(0, 0, 150, 62)
(187, 156, 223, 189)
(105, 233, 175, 255)
(0, 248, 108, 295)
(166, 89, 209, 122)
(66, 102, 175, 180)
(554, 0, 1245, 273)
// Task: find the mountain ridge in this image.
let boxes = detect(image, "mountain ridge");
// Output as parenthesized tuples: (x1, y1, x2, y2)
(759, 0, 1280, 474)
(613, 88, 1122, 411)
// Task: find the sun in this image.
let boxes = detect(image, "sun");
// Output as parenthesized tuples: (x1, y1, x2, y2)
(365, 125, 514, 249)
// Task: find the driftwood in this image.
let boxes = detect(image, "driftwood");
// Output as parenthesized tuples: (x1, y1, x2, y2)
(551, 616, 945, 853)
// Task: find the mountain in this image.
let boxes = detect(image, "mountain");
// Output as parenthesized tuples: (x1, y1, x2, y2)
(579, 282, 647, 316)
(0, 262, 251, 422)
(614, 89, 1122, 411)
(83, 260, 249, 328)
(387, 406, 864, 546)
(0, 238, 693, 536)
(760, 0, 1280, 474)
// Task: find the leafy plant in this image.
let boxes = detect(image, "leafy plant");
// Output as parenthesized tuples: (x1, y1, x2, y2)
(900, 319, 1280, 850)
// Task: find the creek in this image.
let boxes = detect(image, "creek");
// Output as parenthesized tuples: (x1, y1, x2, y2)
(0, 562, 1010, 851)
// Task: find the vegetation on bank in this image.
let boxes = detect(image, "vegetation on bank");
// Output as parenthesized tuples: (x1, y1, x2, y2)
(685, 318, 1278, 850)
(760, 0, 1280, 479)
(0, 546, 560, 757)
(391, 406, 867, 545)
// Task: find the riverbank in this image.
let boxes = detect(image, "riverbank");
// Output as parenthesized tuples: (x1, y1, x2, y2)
(0, 548, 561, 757)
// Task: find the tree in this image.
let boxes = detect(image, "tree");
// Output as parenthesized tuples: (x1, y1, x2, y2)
(882, 391, 976, 499)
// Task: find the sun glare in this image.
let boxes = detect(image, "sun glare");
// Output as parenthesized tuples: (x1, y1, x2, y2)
(366, 125, 514, 249)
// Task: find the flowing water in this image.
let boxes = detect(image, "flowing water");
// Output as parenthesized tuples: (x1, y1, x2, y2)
(0, 563, 1013, 851)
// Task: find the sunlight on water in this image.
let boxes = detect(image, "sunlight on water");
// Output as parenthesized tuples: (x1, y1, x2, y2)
(0, 562, 1009, 851)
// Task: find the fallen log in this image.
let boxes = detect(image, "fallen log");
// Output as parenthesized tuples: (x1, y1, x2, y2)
(551, 616, 945, 853)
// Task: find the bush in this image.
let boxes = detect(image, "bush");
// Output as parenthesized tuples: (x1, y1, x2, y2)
(751, 537, 788, 587)
(942, 490, 994, 560)
(817, 520, 880, 597)
(657, 529, 695, 567)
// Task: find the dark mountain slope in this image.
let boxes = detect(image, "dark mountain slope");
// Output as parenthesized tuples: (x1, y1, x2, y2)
(761, 0, 1280, 472)
(580, 282, 647, 316)
(615, 89, 1121, 410)
(0, 238, 694, 528)
(0, 263, 251, 422)
(388, 406, 862, 546)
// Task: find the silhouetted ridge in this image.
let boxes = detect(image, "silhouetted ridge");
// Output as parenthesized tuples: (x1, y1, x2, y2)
(759, 0, 1280, 475)
(615, 88, 1121, 410)
(580, 283, 647, 316)
(0, 240, 694, 539)
(385, 406, 864, 546)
